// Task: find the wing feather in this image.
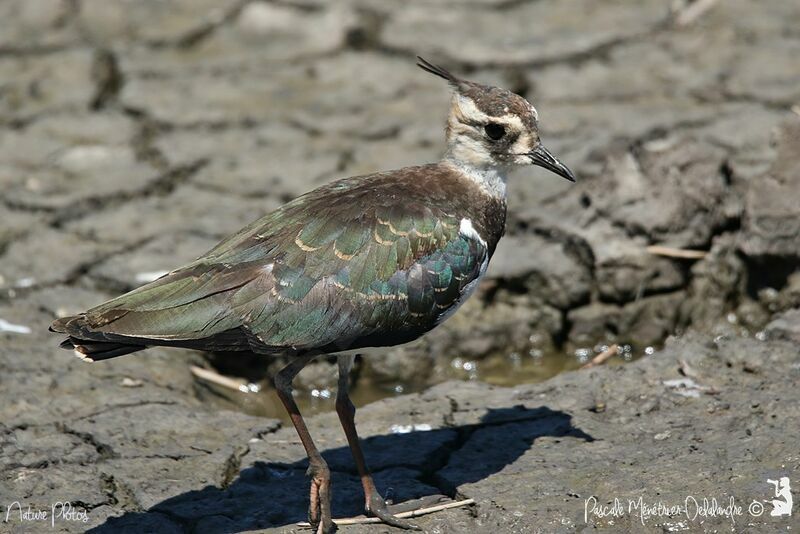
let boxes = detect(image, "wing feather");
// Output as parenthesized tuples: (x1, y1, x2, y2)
(62, 171, 490, 352)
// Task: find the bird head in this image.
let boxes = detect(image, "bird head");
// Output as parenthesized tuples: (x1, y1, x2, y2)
(417, 56, 575, 183)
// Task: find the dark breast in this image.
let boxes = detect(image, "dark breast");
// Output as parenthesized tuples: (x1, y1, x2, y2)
(317, 166, 508, 350)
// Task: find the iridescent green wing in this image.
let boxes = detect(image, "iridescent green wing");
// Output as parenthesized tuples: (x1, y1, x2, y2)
(77, 176, 489, 352)
(233, 193, 489, 350)
(76, 181, 355, 342)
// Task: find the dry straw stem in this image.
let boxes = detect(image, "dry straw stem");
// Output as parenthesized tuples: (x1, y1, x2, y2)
(581, 344, 620, 370)
(646, 245, 707, 259)
(190, 365, 247, 392)
(298, 499, 476, 527)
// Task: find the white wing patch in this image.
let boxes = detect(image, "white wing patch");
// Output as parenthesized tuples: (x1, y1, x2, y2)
(459, 218, 486, 246)
(436, 218, 490, 325)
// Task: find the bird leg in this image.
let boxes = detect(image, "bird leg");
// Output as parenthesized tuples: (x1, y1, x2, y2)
(335, 354, 421, 530)
(274, 354, 334, 534)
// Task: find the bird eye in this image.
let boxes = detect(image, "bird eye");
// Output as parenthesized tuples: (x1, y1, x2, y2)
(484, 123, 505, 140)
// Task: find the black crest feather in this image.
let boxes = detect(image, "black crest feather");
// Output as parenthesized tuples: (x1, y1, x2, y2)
(416, 56, 461, 85)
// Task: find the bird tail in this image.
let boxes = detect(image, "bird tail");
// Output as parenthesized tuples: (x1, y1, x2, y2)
(57, 336, 146, 361)
(50, 316, 146, 362)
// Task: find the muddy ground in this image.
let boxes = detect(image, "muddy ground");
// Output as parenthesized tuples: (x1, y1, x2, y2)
(1, 0, 799, 533)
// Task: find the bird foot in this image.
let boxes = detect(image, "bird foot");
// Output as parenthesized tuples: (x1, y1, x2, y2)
(366, 490, 422, 530)
(307, 466, 335, 534)
(310, 520, 336, 534)
(307, 513, 336, 534)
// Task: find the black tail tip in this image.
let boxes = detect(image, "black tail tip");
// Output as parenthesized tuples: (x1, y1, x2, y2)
(58, 336, 144, 362)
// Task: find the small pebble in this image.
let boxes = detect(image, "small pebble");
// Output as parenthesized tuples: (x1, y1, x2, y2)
(120, 377, 143, 388)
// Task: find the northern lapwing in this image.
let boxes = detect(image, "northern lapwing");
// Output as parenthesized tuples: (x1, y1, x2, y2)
(51, 57, 575, 533)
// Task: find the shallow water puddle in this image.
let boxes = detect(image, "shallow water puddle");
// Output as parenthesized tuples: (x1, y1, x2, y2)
(197, 344, 650, 424)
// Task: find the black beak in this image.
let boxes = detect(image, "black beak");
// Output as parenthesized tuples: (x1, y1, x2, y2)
(529, 145, 576, 182)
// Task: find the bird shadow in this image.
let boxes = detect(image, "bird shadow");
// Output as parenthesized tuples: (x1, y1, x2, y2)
(89, 405, 593, 533)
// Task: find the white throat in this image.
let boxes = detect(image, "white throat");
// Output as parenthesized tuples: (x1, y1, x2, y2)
(443, 157, 508, 200)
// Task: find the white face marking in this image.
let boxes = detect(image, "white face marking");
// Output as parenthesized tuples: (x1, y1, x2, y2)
(454, 94, 489, 123)
(509, 132, 537, 165)
(445, 94, 538, 194)
(498, 113, 524, 130)
(454, 95, 525, 131)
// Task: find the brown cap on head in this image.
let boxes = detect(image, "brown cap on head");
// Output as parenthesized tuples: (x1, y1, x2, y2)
(416, 56, 537, 129)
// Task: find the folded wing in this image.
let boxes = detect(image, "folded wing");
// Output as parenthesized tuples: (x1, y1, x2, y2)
(53, 174, 489, 354)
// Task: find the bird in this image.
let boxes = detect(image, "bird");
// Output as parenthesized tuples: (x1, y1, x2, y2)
(51, 56, 575, 533)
